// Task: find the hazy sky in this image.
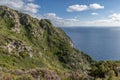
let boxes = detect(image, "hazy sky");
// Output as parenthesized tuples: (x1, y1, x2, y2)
(0, 0, 120, 27)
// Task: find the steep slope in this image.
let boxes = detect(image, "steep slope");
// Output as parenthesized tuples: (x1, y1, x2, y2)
(0, 6, 93, 79)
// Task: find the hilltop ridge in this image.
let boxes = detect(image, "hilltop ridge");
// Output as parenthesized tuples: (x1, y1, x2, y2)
(0, 6, 93, 80)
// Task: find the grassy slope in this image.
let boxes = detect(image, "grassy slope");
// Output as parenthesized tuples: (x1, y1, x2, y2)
(0, 6, 93, 79)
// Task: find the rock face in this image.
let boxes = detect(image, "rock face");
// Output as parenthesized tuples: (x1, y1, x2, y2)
(0, 6, 93, 80)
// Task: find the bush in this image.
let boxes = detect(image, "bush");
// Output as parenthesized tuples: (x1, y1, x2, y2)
(15, 75, 34, 80)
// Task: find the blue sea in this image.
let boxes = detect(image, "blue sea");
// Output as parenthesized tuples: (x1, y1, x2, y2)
(62, 27, 120, 61)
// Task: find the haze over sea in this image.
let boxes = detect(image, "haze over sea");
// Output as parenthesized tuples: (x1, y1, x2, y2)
(62, 27, 120, 61)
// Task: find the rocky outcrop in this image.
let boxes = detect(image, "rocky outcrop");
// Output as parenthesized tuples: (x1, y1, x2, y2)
(0, 38, 33, 57)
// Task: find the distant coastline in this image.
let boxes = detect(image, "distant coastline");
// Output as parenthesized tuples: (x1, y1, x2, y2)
(61, 26, 120, 28)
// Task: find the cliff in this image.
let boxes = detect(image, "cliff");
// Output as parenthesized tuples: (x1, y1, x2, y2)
(0, 6, 93, 80)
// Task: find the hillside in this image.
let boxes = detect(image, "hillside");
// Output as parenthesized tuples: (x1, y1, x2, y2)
(0, 6, 94, 80)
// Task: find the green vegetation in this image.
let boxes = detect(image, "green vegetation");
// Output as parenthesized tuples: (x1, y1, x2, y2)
(90, 61, 120, 80)
(0, 6, 120, 80)
(0, 6, 93, 79)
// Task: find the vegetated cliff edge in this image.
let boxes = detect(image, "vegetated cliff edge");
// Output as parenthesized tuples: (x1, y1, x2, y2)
(0, 6, 93, 80)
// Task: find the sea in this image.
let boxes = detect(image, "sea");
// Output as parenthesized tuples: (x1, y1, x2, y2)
(62, 27, 120, 61)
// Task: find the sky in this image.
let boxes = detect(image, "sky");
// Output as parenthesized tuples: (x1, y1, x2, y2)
(0, 0, 120, 27)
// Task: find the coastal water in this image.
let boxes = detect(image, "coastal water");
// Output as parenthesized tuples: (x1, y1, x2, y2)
(62, 27, 120, 61)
